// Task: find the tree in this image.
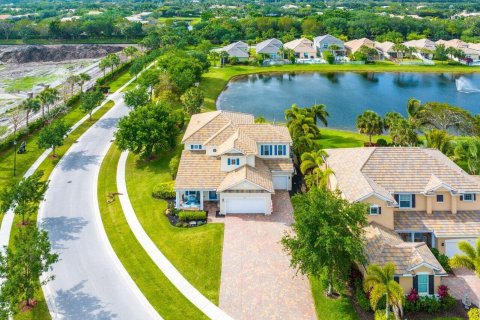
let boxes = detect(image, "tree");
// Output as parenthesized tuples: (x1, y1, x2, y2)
(37, 120, 70, 157)
(65, 74, 80, 96)
(124, 86, 149, 109)
(0, 21, 13, 40)
(363, 263, 404, 319)
(453, 138, 480, 175)
(255, 116, 267, 124)
(9, 107, 26, 138)
(38, 88, 59, 119)
(138, 69, 160, 99)
(425, 129, 452, 154)
(388, 118, 418, 146)
(107, 53, 121, 74)
(300, 149, 332, 189)
(80, 90, 103, 120)
(122, 46, 139, 61)
(416, 102, 476, 135)
(181, 87, 204, 115)
(449, 239, 480, 277)
(310, 103, 329, 127)
(78, 73, 91, 93)
(356, 110, 384, 145)
(285, 104, 321, 157)
(99, 58, 109, 77)
(115, 102, 179, 159)
(281, 188, 367, 296)
(0, 225, 58, 313)
(21, 98, 41, 128)
(0, 171, 48, 225)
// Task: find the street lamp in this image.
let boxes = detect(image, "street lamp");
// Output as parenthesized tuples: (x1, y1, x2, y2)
(13, 140, 17, 177)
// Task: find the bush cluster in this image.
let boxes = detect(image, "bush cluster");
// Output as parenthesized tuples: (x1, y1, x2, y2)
(152, 181, 176, 199)
(354, 279, 371, 311)
(469, 308, 480, 320)
(430, 248, 452, 273)
(404, 286, 456, 313)
(178, 210, 206, 222)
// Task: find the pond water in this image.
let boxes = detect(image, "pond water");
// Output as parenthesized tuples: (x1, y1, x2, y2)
(216, 72, 480, 130)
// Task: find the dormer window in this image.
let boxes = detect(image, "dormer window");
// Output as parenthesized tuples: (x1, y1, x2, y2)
(227, 158, 240, 166)
(190, 144, 202, 150)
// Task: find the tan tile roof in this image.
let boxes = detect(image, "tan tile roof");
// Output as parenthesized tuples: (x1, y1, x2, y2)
(394, 211, 480, 237)
(375, 41, 395, 53)
(217, 158, 274, 192)
(364, 222, 445, 275)
(325, 147, 480, 202)
(238, 124, 292, 144)
(345, 38, 375, 53)
(174, 150, 226, 190)
(263, 159, 295, 172)
(284, 38, 316, 54)
(216, 130, 258, 155)
(404, 38, 436, 51)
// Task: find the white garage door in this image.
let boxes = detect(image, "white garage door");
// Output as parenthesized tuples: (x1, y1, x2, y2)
(225, 198, 266, 214)
(273, 176, 288, 190)
(445, 238, 477, 258)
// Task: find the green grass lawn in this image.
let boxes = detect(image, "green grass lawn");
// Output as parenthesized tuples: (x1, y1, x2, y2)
(10, 101, 115, 320)
(200, 63, 480, 110)
(5, 75, 57, 92)
(125, 145, 224, 304)
(97, 144, 207, 320)
(108, 71, 135, 92)
(310, 277, 359, 320)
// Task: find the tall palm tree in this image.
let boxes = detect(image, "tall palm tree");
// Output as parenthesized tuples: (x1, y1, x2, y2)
(300, 149, 332, 188)
(78, 73, 91, 93)
(309, 104, 329, 127)
(38, 88, 59, 119)
(21, 97, 41, 128)
(363, 263, 404, 320)
(425, 129, 451, 154)
(453, 138, 480, 175)
(450, 238, 480, 277)
(66, 75, 80, 96)
(356, 110, 384, 145)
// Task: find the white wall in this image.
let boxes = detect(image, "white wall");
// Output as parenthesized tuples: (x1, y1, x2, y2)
(221, 155, 247, 172)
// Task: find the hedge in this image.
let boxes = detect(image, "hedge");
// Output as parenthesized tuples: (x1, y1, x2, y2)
(96, 61, 133, 86)
(152, 181, 176, 199)
(178, 210, 206, 222)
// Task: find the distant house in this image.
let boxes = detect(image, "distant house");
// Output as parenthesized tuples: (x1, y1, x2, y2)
(255, 38, 283, 60)
(212, 41, 249, 61)
(283, 38, 316, 59)
(313, 34, 346, 57)
(345, 38, 376, 55)
(403, 39, 436, 59)
(374, 41, 402, 59)
(437, 39, 480, 61)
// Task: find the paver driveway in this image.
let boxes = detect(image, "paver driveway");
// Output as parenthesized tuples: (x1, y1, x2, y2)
(443, 268, 480, 306)
(219, 191, 316, 320)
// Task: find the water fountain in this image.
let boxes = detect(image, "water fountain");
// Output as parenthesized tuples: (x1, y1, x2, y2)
(456, 76, 480, 93)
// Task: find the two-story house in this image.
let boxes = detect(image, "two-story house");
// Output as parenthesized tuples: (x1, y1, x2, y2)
(255, 38, 283, 60)
(313, 34, 346, 57)
(283, 38, 316, 59)
(325, 147, 480, 295)
(211, 41, 249, 62)
(174, 111, 294, 215)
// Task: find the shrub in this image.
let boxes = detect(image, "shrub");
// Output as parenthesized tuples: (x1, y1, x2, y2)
(374, 310, 394, 320)
(178, 210, 206, 222)
(376, 138, 388, 146)
(152, 181, 176, 199)
(355, 281, 371, 311)
(469, 308, 480, 320)
(322, 51, 335, 64)
(169, 155, 180, 179)
(440, 294, 456, 311)
(418, 295, 441, 314)
(431, 248, 452, 273)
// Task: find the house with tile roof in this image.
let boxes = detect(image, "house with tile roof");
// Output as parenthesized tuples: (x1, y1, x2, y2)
(375, 41, 403, 60)
(313, 34, 346, 57)
(325, 147, 480, 294)
(436, 39, 480, 61)
(255, 38, 283, 60)
(403, 39, 436, 59)
(283, 38, 316, 59)
(211, 41, 249, 61)
(174, 111, 294, 215)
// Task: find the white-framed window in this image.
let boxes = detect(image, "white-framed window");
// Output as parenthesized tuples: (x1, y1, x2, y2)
(323, 43, 329, 49)
(190, 144, 202, 150)
(399, 194, 412, 209)
(417, 274, 429, 295)
(369, 205, 380, 215)
(260, 144, 287, 156)
(463, 193, 475, 202)
(227, 158, 240, 166)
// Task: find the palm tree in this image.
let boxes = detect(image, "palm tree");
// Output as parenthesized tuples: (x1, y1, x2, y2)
(209, 51, 219, 67)
(425, 129, 451, 154)
(300, 149, 332, 188)
(78, 73, 91, 93)
(99, 58, 109, 77)
(356, 110, 384, 146)
(122, 46, 138, 62)
(309, 104, 329, 127)
(219, 51, 229, 67)
(392, 43, 407, 60)
(329, 44, 340, 56)
(450, 238, 480, 277)
(21, 98, 41, 128)
(66, 75, 80, 96)
(363, 263, 404, 320)
(38, 88, 59, 119)
(452, 138, 480, 175)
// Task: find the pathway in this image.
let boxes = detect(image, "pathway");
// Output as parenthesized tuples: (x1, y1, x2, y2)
(443, 268, 480, 307)
(219, 191, 316, 320)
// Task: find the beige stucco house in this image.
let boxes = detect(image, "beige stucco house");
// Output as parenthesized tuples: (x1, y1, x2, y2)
(284, 38, 316, 59)
(325, 147, 480, 295)
(174, 111, 294, 215)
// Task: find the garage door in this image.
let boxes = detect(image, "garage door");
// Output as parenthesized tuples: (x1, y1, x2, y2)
(445, 238, 477, 258)
(273, 176, 288, 190)
(225, 198, 266, 214)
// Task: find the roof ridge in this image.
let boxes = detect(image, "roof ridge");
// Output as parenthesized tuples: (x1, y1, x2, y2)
(203, 121, 233, 145)
(182, 111, 221, 142)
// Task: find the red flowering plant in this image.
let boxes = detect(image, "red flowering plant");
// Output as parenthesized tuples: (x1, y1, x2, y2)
(407, 288, 420, 303)
(438, 285, 449, 299)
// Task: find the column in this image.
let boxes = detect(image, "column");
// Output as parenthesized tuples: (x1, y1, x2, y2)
(451, 194, 457, 214)
(200, 191, 204, 211)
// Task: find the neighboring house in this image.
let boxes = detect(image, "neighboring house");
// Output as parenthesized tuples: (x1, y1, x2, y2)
(313, 34, 346, 57)
(325, 147, 480, 294)
(403, 39, 436, 59)
(174, 111, 294, 215)
(436, 39, 480, 60)
(345, 38, 375, 54)
(284, 38, 316, 59)
(212, 41, 249, 61)
(374, 41, 402, 59)
(255, 38, 283, 60)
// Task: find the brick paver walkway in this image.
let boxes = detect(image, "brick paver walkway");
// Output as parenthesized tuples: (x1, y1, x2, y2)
(219, 191, 316, 320)
(443, 268, 480, 307)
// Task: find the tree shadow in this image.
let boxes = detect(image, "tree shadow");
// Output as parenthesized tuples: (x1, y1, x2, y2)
(94, 117, 120, 130)
(59, 150, 100, 172)
(40, 216, 88, 250)
(55, 280, 118, 320)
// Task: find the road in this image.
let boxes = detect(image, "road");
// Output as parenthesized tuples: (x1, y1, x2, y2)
(38, 90, 161, 319)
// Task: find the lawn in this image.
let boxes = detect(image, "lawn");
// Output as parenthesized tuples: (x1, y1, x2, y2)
(107, 71, 134, 92)
(310, 276, 359, 320)
(5, 75, 57, 92)
(97, 144, 207, 320)
(200, 63, 480, 110)
(125, 145, 224, 304)
(10, 101, 115, 320)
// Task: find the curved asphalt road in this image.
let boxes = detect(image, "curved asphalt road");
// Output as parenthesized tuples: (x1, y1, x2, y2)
(38, 92, 161, 320)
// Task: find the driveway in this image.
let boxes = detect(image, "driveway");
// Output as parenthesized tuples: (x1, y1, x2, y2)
(443, 268, 480, 307)
(219, 191, 316, 320)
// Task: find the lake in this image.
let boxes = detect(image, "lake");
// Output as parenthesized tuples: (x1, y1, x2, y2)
(216, 72, 480, 130)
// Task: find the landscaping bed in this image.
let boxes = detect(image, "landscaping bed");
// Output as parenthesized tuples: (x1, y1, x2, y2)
(164, 201, 208, 228)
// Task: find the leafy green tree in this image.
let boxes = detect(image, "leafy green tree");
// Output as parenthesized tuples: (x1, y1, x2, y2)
(434, 44, 449, 62)
(81, 90, 103, 120)
(425, 129, 452, 154)
(0, 225, 58, 313)
(356, 110, 384, 145)
(453, 138, 480, 175)
(0, 171, 48, 225)
(322, 51, 334, 64)
(169, 155, 180, 179)
(181, 87, 204, 115)
(37, 120, 70, 157)
(122, 46, 139, 61)
(388, 118, 418, 146)
(363, 263, 404, 319)
(417, 102, 476, 135)
(384, 112, 403, 130)
(99, 58, 109, 77)
(449, 239, 480, 277)
(38, 88, 60, 118)
(124, 86, 149, 109)
(21, 98, 41, 128)
(138, 69, 160, 98)
(282, 188, 367, 296)
(255, 116, 267, 124)
(115, 102, 179, 159)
